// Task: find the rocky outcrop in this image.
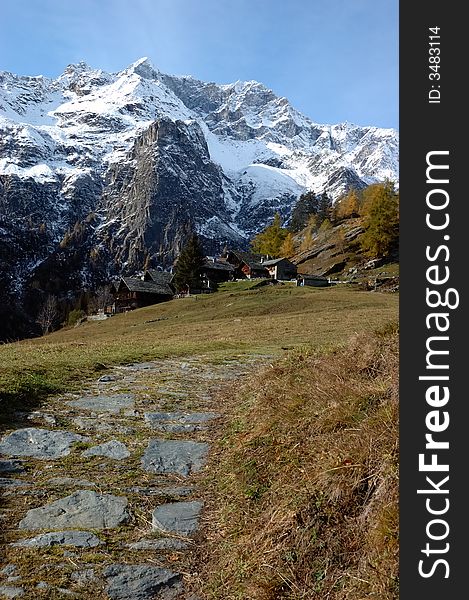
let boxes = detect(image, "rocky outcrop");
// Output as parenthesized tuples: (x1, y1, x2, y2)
(99, 119, 243, 268)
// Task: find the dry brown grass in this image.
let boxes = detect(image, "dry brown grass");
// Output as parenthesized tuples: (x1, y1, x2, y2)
(190, 323, 399, 599)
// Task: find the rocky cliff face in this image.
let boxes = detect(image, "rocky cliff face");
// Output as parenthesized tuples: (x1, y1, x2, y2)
(0, 58, 399, 339)
(100, 118, 245, 269)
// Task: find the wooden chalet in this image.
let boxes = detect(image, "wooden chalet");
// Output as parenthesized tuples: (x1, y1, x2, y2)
(223, 250, 269, 279)
(112, 277, 174, 312)
(201, 258, 235, 284)
(262, 257, 297, 280)
(296, 274, 329, 287)
(143, 269, 175, 288)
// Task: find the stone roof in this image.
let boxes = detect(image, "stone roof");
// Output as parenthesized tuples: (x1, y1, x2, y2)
(144, 270, 174, 284)
(233, 252, 268, 270)
(119, 277, 174, 296)
(297, 273, 328, 281)
(262, 257, 293, 267)
(202, 259, 235, 272)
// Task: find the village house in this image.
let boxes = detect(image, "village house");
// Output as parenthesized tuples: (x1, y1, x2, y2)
(262, 257, 297, 280)
(223, 250, 269, 279)
(143, 269, 175, 287)
(200, 257, 235, 288)
(111, 276, 174, 313)
(296, 273, 329, 287)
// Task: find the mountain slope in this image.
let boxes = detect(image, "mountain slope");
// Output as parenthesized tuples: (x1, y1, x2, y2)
(0, 58, 398, 339)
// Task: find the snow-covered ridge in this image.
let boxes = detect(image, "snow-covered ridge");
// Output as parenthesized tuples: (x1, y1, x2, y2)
(0, 57, 398, 194)
(0, 56, 398, 258)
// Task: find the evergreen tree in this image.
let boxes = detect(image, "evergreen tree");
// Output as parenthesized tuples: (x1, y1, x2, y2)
(289, 191, 319, 232)
(251, 213, 288, 257)
(306, 213, 319, 232)
(317, 192, 332, 226)
(360, 181, 399, 257)
(173, 233, 206, 293)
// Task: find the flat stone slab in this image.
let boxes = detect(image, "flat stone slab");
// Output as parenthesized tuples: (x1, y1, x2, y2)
(71, 417, 133, 435)
(128, 539, 189, 551)
(152, 501, 203, 537)
(72, 417, 111, 432)
(141, 440, 209, 476)
(70, 569, 97, 585)
(83, 440, 130, 460)
(104, 564, 182, 600)
(144, 423, 201, 434)
(0, 460, 25, 474)
(18, 490, 129, 530)
(0, 565, 18, 578)
(0, 586, 24, 598)
(144, 412, 219, 433)
(66, 394, 134, 414)
(98, 374, 119, 382)
(158, 412, 220, 424)
(34, 583, 49, 590)
(0, 478, 29, 488)
(11, 530, 101, 548)
(0, 428, 88, 459)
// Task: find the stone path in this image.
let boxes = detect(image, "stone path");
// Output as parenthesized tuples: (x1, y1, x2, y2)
(0, 355, 264, 599)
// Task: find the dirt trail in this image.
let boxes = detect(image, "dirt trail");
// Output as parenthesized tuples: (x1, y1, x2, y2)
(0, 354, 266, 599)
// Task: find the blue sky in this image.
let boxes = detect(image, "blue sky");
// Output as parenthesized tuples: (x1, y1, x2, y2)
(0, 0, 398, 129)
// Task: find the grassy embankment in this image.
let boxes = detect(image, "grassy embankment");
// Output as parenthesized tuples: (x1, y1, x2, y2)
(0, 282, 399, 598)
(191, 323, 399, 599)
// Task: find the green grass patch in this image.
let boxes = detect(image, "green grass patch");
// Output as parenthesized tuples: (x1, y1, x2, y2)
(0, 371, 62, 428)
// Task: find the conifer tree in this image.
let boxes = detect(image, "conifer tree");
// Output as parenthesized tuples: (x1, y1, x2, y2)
(318, 218, 333, 234)
(289, 191, 319, 232)
(299, 214, 318, 252)
(306, 213, 319, 232)
(317, 192, 332, 226)
(299, 229, 314, 252)
(334, 189, 361, 220)
(173, 233, 206, 293)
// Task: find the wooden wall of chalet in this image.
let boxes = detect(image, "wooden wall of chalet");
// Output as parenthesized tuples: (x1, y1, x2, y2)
(114, 291, 170, 312)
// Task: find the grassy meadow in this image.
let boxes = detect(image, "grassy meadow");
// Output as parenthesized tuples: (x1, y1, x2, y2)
(0, 283, 397, 421)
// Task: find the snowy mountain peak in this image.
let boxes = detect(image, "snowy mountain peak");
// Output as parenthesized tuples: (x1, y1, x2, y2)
(62, 61, 92, 76)
(122, 57, 159, 79)
(0, 57, 398, 301)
